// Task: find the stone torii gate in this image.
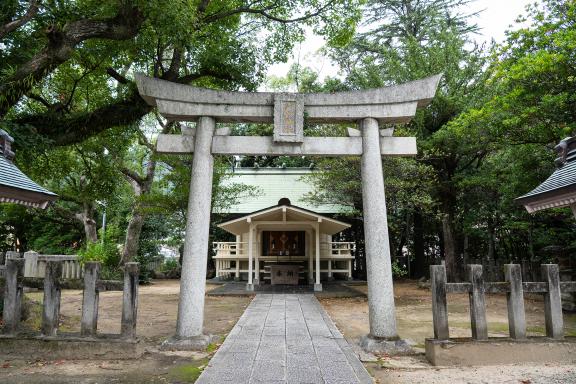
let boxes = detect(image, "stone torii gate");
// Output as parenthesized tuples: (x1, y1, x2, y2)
(135, 73, 440, 351)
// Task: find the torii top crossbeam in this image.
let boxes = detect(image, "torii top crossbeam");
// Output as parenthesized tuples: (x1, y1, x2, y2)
(135, 74, 441, 157)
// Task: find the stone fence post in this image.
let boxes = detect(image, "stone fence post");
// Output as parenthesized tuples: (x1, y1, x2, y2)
(121, 262, 139, 339)
(5, 251, 22, 260)
(41, 261, 63, 336)
(23, 251, 39, 278)
(430, 265, 449, 340)
(3, 258, 24, 334)
(81, 262, 101, 337)
(504, 264, 526, 339)
(542, 264, 563, 339)
(468, 264, 488, 340)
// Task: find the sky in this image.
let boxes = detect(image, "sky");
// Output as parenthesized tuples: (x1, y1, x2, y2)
(265, 0, 534, 83)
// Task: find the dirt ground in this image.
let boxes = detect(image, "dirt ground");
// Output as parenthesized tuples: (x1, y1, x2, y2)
(0, 280, 251, 383)
(320, 281, 576, 384)
(20, 280, 251, 343)
(1, 280, 575, 383)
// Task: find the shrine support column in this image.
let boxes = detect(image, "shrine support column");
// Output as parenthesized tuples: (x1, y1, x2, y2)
(247, 222, 254, 291)
(175, 116, 215, 340)
(314, 223, 322, 291)
(360, 117, 399, 340)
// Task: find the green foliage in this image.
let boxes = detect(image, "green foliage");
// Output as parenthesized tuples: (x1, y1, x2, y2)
(161, 258, 180, 273)
(78, 224, 122, 279)
(392, 260, 408, 278)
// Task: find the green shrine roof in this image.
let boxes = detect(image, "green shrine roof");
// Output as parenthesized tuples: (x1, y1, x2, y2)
(216, 168, 349, 214)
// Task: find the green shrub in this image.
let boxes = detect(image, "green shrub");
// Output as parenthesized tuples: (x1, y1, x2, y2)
(78, 224, 122, 280)
(161, 258, 180, 273)
(392, 260, 408, 278)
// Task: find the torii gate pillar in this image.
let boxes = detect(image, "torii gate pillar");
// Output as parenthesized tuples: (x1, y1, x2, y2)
(360, 117, 398, 339)
(177, 117, 215, 340)
(135, 73, 441, 352)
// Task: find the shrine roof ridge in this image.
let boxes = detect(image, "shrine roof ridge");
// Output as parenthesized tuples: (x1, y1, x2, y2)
(135, 73, 442, 108)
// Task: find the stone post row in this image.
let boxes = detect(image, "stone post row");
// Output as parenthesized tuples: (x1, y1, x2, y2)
(542, 264, 563, 339)
(121, 262, 140, 339)
(468, 264, 488, 340)
(41, 261, 62, 336)
(81, 262, 100, 337)
(2, 258, 24, 334)
(430, 265, 449, 340)
(504, 264, 526, 339)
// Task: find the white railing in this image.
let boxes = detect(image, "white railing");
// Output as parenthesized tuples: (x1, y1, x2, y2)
(212, 241, 355, 259)
(321, 242, 356, 258)
(24, 251, 82, 279)
(213, 242, 247, 258)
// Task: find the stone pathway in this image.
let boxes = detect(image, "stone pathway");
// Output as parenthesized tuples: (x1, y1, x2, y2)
(197, 294, 373, 384)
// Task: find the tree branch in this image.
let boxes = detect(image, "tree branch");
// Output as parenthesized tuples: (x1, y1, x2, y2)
(0, 5, 144, 117)
(0, 0, 41, 39)
(121, 167, 145, 186)
(203, 1, 336, 24)
(14, 87, 152, 146)
(13, 67, 240, 146)
(106, 67, 129, 84)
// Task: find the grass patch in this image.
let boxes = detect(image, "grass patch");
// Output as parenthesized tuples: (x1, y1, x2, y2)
(487, 322, 509, 334)
(168, 359, 208, 383)
(527, 325, 546, 335)
(206, 343, 218, 353)
(22, 298, 42, 330)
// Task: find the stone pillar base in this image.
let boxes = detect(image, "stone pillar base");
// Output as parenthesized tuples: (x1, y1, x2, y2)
(314, 283, 323, 292)
(327, 276, 335, 282)
(246, 283, 254, 291)
(160, 334, 219, 351)
(253, 278, 260, 286)
(359, 334, 413, 355)
(234, 276, 240, 282)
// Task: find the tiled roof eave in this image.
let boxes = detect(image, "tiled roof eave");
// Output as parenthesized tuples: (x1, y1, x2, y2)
(516, 187, 576, 213)
(0, 184, 58, 209)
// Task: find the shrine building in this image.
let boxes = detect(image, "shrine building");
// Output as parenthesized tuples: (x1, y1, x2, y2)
(213, 167, 355, 288)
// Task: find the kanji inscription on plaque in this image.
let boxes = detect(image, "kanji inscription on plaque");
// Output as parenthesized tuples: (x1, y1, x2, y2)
(273, 94, 304, 143)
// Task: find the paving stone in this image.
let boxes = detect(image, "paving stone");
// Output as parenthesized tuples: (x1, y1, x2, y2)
(286, 366, 323, 384)
(286, 352, 318, 368)
(197, 293, 372, 384)
(251, 360, 286, 381)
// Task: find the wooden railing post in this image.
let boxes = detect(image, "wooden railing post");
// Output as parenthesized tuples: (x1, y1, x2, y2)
(81, 262, 100, 337)
(504, 264, 526, 339)
(430, 265, 449, 340)
(121, 262, 139, 339)
(542, 264, 563, 339)
(2, 258, 24, 334)
(41, 260, 62, 336)
(468, 264, 488, 340)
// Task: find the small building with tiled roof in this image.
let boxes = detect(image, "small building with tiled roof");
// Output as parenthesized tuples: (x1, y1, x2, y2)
(0, 129, 57, 209)
(516, 136, 576, 217)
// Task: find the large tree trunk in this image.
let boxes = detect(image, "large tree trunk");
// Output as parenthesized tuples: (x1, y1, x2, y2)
(412, 209, 426, 278)
(442, 212, 457, 281)
(75, 203, 98, 243)
(120, 207, 146, 264)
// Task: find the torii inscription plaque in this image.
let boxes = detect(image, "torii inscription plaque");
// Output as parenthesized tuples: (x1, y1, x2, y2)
(135, 73, 441, 351)
(274, 94, 304, 143)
